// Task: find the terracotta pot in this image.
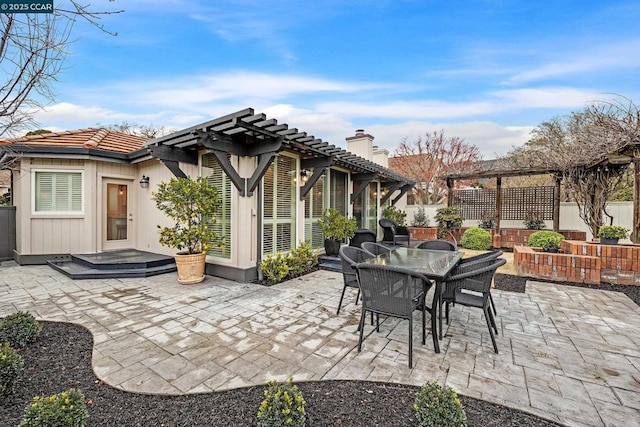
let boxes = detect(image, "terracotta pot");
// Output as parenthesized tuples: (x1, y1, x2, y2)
(175, 252, 206, 285)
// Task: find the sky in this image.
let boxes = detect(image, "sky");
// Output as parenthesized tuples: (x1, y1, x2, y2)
(29, 0, 640, 158)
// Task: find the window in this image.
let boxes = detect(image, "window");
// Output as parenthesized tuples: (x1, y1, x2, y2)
(262, 155, 297, 255)
(330, 170, 347, 215)
(34, 171, 83, 213)
(367, 182, 378, 231)
(202, 154, 232, 259)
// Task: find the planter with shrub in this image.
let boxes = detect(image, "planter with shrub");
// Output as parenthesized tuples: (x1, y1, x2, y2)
(435, 207, 463, 240)
(317, 208, 357, 256)
(526, 230, 564, 253)
(597, 225, 629, 245)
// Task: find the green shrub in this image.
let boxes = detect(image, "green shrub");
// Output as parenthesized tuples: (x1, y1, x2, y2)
(317, 208, 357, 240)
(461, 227, 492, 250)
(597, 225, 629, 240)
(411, 206, 430, 227)
(0, 311, 42, 348)
(257, 378, 306, 427)
(260, 253, 290, 285)
(382, 205, 407, 226)
(414, 381, 467, 427)
(435, 207, 462, 239)
(20, 388, 89, 427)
(287, 241, 319, 277)
(0, 342, 24, 396)
(527, 230, 564, 251)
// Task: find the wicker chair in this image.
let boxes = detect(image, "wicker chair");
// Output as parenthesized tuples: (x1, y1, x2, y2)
(440, 257, 507, 353)
(361, 242, 392, 257)
(355, 263, 432, 368)
(337, 246, 374, 315)
(349, 229, 377, 248)
(416, 239, 457, 252)
(379, 218, 410, 246)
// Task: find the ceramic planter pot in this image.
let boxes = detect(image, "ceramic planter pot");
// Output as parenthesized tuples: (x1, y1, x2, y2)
(175, 252, 206, 284)
(600, 238, 619, 246)
(324, 238, 341, 256)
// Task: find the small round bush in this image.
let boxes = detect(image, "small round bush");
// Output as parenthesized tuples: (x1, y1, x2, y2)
(20, 388, 89, 427)
(460, 227, 492, 250)
(527, 230, 564, 251)
(0, 311, 42, 348)
(257, 378, 306, 427)
(260, 253, 290, 285)
(0, 342, 24, 396)
(415, 381, 467, 427)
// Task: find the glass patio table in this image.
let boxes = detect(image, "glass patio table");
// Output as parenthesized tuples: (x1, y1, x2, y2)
(362, 246, 463, 353)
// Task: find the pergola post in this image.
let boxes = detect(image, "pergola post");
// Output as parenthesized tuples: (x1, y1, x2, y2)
(446, 178, 453, 206)
(634, 158, 640, 243)
(491, 177, 502, 249)
(553, 176, 561, 232)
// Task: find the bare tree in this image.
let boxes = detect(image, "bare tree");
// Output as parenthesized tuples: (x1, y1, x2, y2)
(507, 99, 639, 237)
(107, 121, 169, 139)
(0, 1, 122, 168)
(391, 130, 482, 204)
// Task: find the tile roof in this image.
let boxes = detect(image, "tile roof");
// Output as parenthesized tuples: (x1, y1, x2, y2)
(0, 128, 149, 154)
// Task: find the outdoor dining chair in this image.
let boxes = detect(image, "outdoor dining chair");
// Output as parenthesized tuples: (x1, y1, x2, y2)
(349, 229, 377, 248)
(440, 257, 507, 353)
(361, 241, 392, 257)
(379, 218, 411, 246)
(355, 263, 431, 368)
(337, 246, 374, 315)
(455, 250, 504, 316)
(416, 239, 457, 252)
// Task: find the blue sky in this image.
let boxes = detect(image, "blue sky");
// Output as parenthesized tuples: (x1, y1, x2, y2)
(32, 0, 640, 157)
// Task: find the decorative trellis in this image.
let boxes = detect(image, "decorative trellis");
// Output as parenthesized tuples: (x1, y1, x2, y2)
(452, 186, 556, 220)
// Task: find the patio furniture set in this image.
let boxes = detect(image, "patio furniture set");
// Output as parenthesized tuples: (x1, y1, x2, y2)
(339, 232, 505, 368)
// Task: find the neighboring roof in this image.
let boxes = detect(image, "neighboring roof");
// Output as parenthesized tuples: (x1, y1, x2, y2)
(0, 128, 152, 163)
(149, 108, 415, 185)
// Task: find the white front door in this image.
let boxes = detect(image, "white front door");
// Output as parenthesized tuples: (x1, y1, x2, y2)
(103, 179, 133, 250)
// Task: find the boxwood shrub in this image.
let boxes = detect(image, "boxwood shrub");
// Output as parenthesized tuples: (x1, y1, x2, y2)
(460, 227, 492, 250)
(414, 381, 467, 427)
(0, 342, 24, 396)
(20, 388, 89, 427)
(0, 311, 42, 349)
(526, 230, 564, 251)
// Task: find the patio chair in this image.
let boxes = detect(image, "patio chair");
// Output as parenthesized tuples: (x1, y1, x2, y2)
(440, 257, 507, 353)
(349, 229, 377, 248)
(355, 263, 431, 368)
(456, 250, 504, 316)
(337, 246, 374, 315)
(379, 218, 411, 246)
(416, 239, 457, 252)
(361, 241, 392, 257)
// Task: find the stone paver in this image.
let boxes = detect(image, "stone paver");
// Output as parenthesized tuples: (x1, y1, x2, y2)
(2, 261, 640, 426)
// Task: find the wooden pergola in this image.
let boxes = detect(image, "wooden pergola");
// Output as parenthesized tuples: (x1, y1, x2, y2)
(442, 149, 640, 243)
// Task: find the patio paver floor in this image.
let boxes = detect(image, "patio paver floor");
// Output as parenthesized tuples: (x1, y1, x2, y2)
(2, 261, 640, 426)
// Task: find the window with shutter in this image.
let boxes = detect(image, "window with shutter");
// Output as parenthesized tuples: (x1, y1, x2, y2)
(262, 155, 296, 256)
(34, 171, 83, 213)
(304, 171, 325, 248)
(329, 170, 347, 216)
(202, 154, 232, 259)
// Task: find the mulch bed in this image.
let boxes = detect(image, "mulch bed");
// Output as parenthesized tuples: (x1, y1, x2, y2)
(0, 322, 561, 427)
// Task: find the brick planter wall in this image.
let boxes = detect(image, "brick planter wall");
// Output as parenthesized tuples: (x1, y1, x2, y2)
(514, 245, 601, 284)
(514, 240, 640, 285)
(408, 227, 438, 240)
(499, 229, 587, 249)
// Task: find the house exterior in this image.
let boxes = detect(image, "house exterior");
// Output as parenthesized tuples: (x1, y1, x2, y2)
(0, 108, 414, 281)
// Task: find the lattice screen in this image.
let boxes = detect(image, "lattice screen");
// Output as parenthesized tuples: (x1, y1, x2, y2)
(451, 186, 555, 220)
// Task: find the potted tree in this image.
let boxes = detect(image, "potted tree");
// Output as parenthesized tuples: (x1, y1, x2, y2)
(153, 177, 224, 284)
(598, 225, 629, 245)
(409, 206, 437, 240)
(317, 208, 357, 256)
